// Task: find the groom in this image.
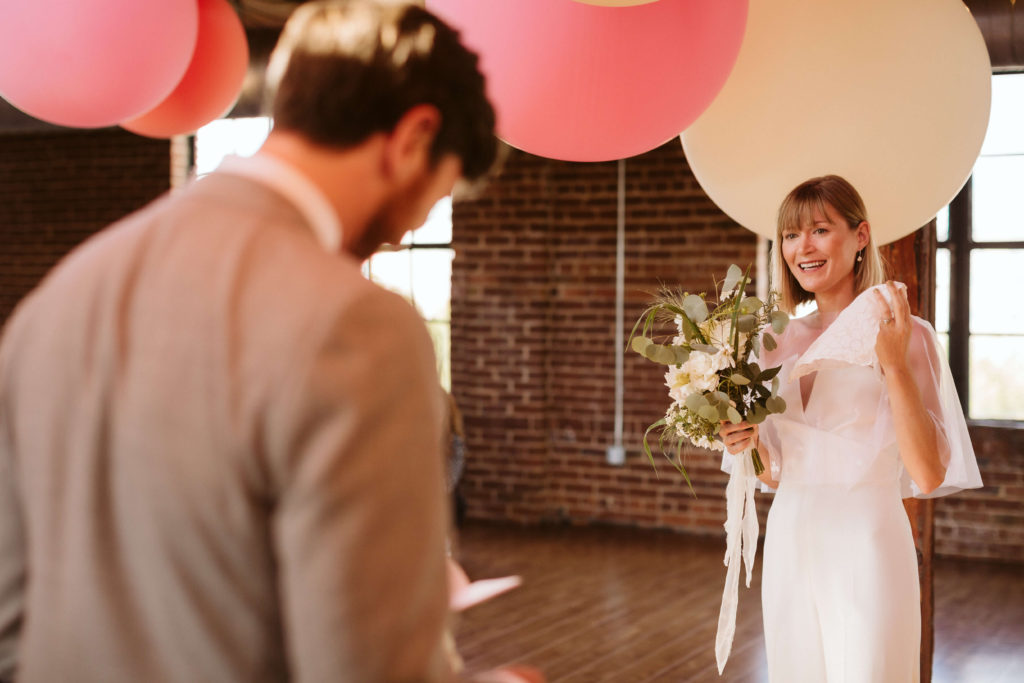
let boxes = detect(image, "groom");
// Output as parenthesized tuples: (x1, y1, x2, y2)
(0, 2, 495, 681)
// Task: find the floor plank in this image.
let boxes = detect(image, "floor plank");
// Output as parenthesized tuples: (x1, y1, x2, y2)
(453, 522, 1024, 682)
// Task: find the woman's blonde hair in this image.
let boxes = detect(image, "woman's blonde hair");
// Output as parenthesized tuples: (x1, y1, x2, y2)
(771, 175, 887, 313)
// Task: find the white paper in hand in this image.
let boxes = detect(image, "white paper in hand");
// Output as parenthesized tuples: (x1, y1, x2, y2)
(447, 557, 522, 612)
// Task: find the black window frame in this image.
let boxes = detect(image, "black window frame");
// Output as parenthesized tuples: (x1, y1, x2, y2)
(940, 178, 1024, 427)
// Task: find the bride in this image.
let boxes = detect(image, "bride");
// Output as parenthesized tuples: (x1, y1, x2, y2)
(719, 175, 982, 682)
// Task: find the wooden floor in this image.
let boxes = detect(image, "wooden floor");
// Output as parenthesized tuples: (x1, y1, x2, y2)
(453, 522, 1024, 682)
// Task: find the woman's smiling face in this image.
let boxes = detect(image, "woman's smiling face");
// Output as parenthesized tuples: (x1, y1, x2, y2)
(781, 200, 868, 301)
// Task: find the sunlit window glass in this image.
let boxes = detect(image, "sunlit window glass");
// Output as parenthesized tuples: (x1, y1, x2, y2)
(934, 73, 1024, 422)
(194, 117, 272, 177)
(364, 198, 455, 389)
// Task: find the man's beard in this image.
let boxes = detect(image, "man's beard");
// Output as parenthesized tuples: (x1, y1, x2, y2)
(349, 209, 393, 261)
(350, 170, 433, 261)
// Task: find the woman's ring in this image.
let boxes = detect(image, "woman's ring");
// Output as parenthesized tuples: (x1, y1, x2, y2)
(882, 318, 893, 324)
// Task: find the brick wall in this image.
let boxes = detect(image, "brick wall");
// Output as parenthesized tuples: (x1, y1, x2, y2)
(451, 140, 1024, 563)
(0, 129, 1019, 564)
(0, 129, 171, 322)
(451, 141, 767, 535)
(937, 425, 1024, 562)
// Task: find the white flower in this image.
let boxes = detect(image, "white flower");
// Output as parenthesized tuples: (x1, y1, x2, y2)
(710, 345, 735, 373)
(699, 436, 726, 452)
(686, 350, 714, 377)
(665, 365, 693, 403)
(706, 318, 749, 357)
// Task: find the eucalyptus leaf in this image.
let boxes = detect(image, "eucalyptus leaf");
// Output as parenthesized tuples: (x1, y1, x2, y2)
(766, 396, 787, 413)
(685, 392, 709, 412)
(698, 405, 720, 423)
(771, 310, 789, 334)
(739, 296, 762, 315)
(648, 344, 677, 365)
(771, 376, 780, 397)
(726, 406, 742, 424)
(714, 391, 731, 405)
(683, 294, 709, 324)
(737, 314, 757, 333)
(631, 336, 652, 354)
(747, 406, 767, 425)
(751, 334, 761, 356)
(681, 317, 695, 341)
(722, 264, 743, 294)
(672, 347, 691, 364)
(758, 366, 781, 382)
(763, 333, 777, 351)
(730, 373, 751, 386)
(690, 343, 718, 355)
(674, 308, 706, 344)
(717, 403, 731, 420)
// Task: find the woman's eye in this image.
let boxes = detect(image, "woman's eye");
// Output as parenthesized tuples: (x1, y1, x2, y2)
(814, 227, 828, 235)
(783, 233, 797, 240)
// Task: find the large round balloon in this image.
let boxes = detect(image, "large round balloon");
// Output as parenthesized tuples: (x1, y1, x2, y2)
(122, 0, 250, 138)
(681, 0, 991, 244)
(427, 0, 747, 162)
(572, 1, 661, 6)
(0, 1, 198, 128)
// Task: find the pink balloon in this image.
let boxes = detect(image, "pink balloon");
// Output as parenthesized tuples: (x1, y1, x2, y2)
(122, 0, 250, 138)
(426, 0, 747, 162)
(0, 1, 198, 128)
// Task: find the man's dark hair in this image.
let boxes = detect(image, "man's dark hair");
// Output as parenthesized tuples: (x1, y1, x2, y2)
(267, 0, 497, 181)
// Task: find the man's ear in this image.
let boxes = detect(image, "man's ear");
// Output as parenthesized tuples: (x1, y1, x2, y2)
(383, 104, 442, 183)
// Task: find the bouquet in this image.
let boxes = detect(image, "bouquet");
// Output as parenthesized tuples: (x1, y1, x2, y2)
(629, 264, 789, 484)
(629, 263, 790, 673)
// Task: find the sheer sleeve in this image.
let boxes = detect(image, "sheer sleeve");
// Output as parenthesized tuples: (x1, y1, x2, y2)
(758, 413, 783, 488)
(899, 318, 983, 498)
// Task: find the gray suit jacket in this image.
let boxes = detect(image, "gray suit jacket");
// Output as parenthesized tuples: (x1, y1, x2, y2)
(0, 173, 452, 682)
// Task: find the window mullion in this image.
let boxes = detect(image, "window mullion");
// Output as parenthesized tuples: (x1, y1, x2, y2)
(948, 180, 972, 414)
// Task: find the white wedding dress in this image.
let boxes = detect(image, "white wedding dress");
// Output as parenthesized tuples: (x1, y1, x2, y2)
(752, 284, 982, 683)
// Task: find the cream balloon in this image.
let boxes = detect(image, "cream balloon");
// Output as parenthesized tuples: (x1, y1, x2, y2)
(681, 0, 991, 244)
(572, 1, 661, 6)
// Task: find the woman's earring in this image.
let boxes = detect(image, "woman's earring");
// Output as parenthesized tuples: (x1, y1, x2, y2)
(856, 250, 863, 263)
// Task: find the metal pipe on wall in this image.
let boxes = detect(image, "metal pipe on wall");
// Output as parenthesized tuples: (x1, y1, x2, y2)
(606, 158, 627, 466)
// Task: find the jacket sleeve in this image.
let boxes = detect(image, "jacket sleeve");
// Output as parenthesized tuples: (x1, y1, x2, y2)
(0, 341, 26, 682)
(265, 289, 453, 682)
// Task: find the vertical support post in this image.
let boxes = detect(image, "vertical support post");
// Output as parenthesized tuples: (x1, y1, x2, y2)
(880, 220, 937, 683)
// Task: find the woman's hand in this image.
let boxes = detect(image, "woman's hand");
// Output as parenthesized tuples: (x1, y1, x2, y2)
(719, 420, 758, 453)
(874, 280, 912, 375)
(721, 420, 779, 487)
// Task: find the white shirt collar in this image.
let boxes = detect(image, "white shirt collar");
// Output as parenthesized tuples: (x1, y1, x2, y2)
(216, 154, 342, 253)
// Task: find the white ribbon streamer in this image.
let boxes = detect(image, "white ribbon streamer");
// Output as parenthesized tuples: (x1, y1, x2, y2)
(715, 446, 759, 674)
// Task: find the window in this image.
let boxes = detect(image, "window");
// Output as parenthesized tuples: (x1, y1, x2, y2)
(936, 73, 1024, 422)
(194, 117, 273, 176)
(190, 117, 455, 388)
(362, 198, 455, 389)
